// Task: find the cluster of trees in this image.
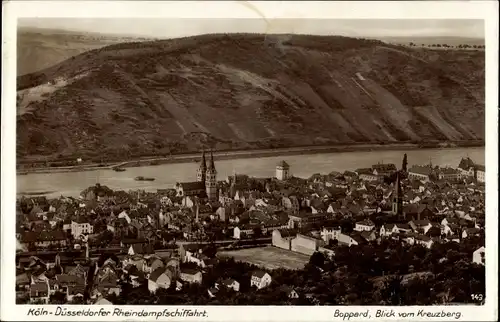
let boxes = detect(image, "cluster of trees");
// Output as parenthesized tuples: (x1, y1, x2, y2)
(408, 42, 485, 49)
(110, 235, 484, 306)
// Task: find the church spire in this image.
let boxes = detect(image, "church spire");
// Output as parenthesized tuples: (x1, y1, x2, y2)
(230, 168, 237, 198)
(197, 150, 207, 183)
(396, 172, 402, 197)
(205, 150, 217, 200)
(392, 172, 403, 218)
(208, 150, 216, 172)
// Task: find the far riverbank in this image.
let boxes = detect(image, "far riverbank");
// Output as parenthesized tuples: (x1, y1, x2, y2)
(17, 140, 484, 175)
(17, 146, 484, 198)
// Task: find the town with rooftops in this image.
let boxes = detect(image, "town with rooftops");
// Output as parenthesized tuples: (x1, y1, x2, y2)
(16, 151, 485, 305)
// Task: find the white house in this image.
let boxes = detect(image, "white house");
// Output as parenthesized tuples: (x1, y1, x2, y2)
(475, 165, 485, 183)
(233, 226, 255, 240)
(185, 252, 209, 268)
(280, 285, 300, 299)
(409, 220, 433, 234)
(380, 223, 412, 237)
(71, 220, 93, 238)
(181, 196, 195, 208)
(462, 228, 481, 239)
(250, 270, 272, 290)
(326, 204, 339, 214)
(276, 161, 290, 181)
(472, 246, 485, 265)
(148, 268, 173, 294)
(359, 173, 379, 182)
(128, 244, 154, 256)
(179, 269, 202, 284)
(414, 235, 433, 249)
(336, 233, 360, 247)
(440, 224, 456, 236)
(216, 278, 240, 292)
(320, 227, 341, 243)
(63, 220, 72, 232)
(354, 220, 375, 232)
(118, 211, 131, 224)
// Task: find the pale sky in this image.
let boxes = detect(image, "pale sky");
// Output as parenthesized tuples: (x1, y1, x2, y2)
(18, 18, 485, 39)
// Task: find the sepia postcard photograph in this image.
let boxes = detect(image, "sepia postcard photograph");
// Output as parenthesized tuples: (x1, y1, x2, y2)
(1, 1, 498, 321)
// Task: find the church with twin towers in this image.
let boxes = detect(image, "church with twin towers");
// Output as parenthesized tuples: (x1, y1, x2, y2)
(175, 150, 217, 201)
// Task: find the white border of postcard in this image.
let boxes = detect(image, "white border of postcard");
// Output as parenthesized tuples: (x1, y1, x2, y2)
(2, 1, 498, 321)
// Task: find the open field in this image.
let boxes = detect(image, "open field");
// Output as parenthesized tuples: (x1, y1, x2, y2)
(217, 246, 310, 270)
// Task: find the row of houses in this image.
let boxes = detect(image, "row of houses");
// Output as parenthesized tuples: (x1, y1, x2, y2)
(271, 211, 483, 256)
(408, 158, 485, 183)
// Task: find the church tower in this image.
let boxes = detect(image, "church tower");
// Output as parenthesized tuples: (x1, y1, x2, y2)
(205, 151, 217, 200)
(392, 172, 403, 218)
(196, 150, 207, 183)
(402, 153, 408, 172)
(229, 169, 237, 198)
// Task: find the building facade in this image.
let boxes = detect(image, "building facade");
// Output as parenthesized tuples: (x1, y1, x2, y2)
(392, 172, 403, 218)
(176, 151, 218, 200)
(276, 161, 290, 181)
(475, 165, 485, 183)
(205, 152, 217, 200)
(408, 165, 432, 182)
(196, 151, 207, 183)
(71, 220, 93, 238)
(438, 168, 460, 181)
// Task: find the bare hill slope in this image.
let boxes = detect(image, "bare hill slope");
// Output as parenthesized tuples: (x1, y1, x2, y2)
(16, 33, 485, 162)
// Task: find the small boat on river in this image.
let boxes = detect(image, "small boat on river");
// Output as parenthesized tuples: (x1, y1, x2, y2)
(134, 176, 155, 181)
(113, 167, 126, 172)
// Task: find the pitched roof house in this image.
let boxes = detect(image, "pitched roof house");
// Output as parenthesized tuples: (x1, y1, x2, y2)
(250, 270, 272, 290)
(472, 246, 485, 265)
(217, 278, 240, 292)
(148, 267, 173, 293)
(128, 243, 154, 256)
(354, 219, 375, 232)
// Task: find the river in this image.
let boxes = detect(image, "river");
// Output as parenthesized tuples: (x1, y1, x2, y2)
(17, 147, 484, 198)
